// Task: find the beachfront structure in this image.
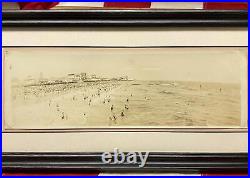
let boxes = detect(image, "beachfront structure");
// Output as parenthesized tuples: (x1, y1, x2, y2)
(67, 73, 87, 82)
(119, 76, 129, 81)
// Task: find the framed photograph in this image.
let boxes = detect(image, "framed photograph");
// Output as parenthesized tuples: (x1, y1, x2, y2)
(2, 9, 248, 173)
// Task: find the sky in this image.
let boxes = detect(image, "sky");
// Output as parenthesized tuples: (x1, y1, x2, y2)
(4, 47, 247, 83)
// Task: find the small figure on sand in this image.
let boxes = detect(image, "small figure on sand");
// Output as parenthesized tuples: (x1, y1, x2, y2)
(126, 98, 129, 102)
(121, 111, 125, 117)
(125, 104, 129, 110)
(109, 115, 117, 124)
(111, 105, 114, 111)
(61, 112, 65, 120)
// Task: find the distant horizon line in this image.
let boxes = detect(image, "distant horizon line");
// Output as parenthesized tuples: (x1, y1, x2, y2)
(11, 77, 241, 85)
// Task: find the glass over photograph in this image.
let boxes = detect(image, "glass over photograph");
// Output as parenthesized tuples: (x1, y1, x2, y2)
(3, 47, 248, 130)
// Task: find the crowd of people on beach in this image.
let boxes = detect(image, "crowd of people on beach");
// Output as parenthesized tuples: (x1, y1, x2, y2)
(12, 80, 146, 126)
(12, 82, 84, 103)
(12, 81, 122, 122)
(47, 81, 122, 122)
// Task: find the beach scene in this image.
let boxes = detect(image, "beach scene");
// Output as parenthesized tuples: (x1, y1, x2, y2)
(3, 48, 246, 129)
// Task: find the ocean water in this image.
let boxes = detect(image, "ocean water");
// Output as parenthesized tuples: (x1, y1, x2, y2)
(8, 80, 241, 129)
(86, 81, 241, 127)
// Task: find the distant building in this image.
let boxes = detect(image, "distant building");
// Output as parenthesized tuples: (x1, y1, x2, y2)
(39, 79, 49, 85)
(67, 72, 87, 82)
(119, 76, 129, 81)
(91, 74, 97, 79)
(67, 73, 79, 82)
(80, 73, 87, 80)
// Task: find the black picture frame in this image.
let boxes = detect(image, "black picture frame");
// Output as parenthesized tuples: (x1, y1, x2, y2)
(2, 9, 248, 27)
(2, 47, 248, 173)
(2, 152, 248, 173)
(2, 9, 248, 173)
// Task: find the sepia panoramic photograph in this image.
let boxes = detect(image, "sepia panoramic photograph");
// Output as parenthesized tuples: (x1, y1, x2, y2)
(3, 47, 247, 130)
